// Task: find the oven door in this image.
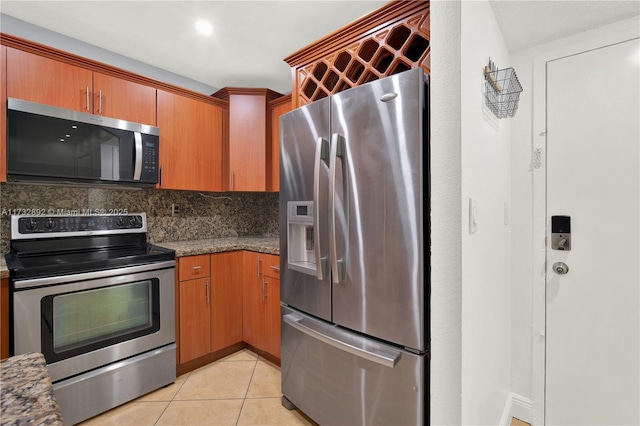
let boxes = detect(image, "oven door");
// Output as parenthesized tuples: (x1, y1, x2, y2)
(12, 261, 175, 382)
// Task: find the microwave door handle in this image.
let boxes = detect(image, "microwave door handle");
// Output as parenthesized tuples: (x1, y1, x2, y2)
(133, 132, 143, 180)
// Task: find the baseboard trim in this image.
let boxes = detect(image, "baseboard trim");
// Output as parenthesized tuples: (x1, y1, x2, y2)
(500, 392, 533, 425)
(511, 393, 533, 424)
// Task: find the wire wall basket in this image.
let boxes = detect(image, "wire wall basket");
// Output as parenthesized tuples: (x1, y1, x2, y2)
(484, 66, 523, 119)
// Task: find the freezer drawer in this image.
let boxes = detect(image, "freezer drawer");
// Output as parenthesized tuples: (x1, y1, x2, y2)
(281, 306, 426, 425)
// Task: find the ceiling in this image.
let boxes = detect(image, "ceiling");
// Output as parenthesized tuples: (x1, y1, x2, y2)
(0, 1, 638, 94)
(0, 1, 388, 94)
(491, 0, 640, 52)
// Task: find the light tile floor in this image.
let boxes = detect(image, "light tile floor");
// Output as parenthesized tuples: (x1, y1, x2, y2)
(77, 349, 533, 426)
(79, 349, 315, 426)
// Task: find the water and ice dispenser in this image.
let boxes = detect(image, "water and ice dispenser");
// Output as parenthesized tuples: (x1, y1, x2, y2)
(287, 201, 318, 276)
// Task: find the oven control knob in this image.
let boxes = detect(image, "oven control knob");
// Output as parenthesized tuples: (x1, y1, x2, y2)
(25, 218, 38, 231)
(116, 217, 125, 227)
(44, 218, 57, 230)
(129, 216, 139, 227)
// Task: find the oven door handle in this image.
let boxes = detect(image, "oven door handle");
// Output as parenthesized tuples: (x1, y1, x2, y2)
(12, 260, 176, 290)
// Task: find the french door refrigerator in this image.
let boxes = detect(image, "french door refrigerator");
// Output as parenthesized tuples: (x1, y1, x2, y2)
(279, 68, 429, 425)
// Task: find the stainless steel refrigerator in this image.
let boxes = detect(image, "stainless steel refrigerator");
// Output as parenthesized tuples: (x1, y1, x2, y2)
(279, 68, 428, 425)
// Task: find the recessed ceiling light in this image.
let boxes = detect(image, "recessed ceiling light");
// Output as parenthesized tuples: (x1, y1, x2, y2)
(195, 20, 213, 37)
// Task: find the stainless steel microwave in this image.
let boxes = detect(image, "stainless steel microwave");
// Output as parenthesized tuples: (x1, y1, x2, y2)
(6, 98, 159, 187)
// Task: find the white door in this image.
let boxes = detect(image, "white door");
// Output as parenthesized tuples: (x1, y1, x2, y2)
(546, 38, 640, 425)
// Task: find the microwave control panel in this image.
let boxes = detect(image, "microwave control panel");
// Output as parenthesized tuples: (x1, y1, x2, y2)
(140, 138, 159, 182)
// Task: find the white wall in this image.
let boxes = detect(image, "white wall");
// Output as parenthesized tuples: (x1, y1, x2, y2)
(509, 14, 640, 425)
(430, 0, 513, 424)
(460, 1, 512, 424)
(429, 0, 462, 424)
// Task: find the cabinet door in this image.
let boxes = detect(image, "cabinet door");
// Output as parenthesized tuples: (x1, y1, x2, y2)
(263, 275, 281, 358)
(210, 252, 243, 352)
(93, 73, 156, 125)
(1, 46, 6, 182)
(157, 90, 223, 191)
(179, 277, 211, 363)
(269, 96, 292, 192)
(228, 94, 267, 191)
(242, 251, 264, 348)
(6, 48, 92, 112)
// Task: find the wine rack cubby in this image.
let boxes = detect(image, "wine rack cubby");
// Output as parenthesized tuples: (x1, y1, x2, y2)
(284, 1, 430, 108)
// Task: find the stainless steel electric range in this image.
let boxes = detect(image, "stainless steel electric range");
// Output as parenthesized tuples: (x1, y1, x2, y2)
(5, 213, 176, 425)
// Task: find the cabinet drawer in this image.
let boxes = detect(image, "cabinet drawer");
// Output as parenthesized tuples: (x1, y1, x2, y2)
(263, 254, 280, 278)
(179, 255, 211, 281)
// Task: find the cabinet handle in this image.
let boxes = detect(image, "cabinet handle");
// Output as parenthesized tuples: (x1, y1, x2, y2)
(98, 89, 103, 114)
(257, 257, 262, 277)
(159, 166, 163, 186)
(205, 280, 210, 302)
(232, 171, 235, 191)
(262, 279, 266, 301)
(192, 265, 202, 270)
(85, 86, 90, 111)
(270, 265, 280, 272)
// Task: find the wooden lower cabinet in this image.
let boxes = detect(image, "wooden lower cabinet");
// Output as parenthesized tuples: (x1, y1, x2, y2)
(262, 274, 281, 358)
(179, 276, 211, 363)
(177, 251, 273, 374)
(242, 251, 263, 348)
(210, 252, 243, 352)
(242, 251, 281, 359)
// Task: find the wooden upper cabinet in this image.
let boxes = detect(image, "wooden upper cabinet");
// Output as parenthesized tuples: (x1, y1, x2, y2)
(6, 48, 156, 125)
(212, 88, 282, 192)
(157, 90, 223, 192)
(93, 73, 156, 125)
(7, 47, 92, 112)
(268, 95, 293, 192)
(1, 45, 7, 183)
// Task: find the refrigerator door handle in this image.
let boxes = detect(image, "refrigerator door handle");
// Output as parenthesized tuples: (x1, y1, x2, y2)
(283, 313, 401, 368)
(313, 137, 330, 280)
(329, 133, 348, 284)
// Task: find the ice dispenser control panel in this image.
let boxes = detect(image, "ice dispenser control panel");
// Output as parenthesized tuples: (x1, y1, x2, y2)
(287, 201, 317, 275)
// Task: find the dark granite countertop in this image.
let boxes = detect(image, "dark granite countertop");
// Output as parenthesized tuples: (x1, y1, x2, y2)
(155, 236, 279, 258)
(0, 352, 65, 425)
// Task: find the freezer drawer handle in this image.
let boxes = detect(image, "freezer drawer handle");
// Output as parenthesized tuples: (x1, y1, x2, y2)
(283, 313, 401, 368)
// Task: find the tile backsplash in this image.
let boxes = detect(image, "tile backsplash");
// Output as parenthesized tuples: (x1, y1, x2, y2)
(0, 183, 279, 254)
